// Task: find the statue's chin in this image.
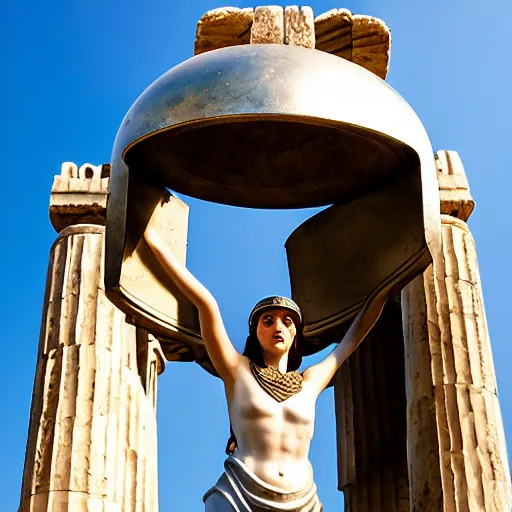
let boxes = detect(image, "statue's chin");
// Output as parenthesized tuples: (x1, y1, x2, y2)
(262, 343, 289, 359)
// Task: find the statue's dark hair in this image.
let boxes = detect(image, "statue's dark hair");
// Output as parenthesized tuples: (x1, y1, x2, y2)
(225, 319, 303, 455)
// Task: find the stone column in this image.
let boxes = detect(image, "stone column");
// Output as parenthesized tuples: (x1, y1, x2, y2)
(334, 300, 410, 512)
(402, 151, 511, 511)
(19, 163, 164, 511)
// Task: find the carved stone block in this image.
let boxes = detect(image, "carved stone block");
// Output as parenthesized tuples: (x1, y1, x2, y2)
(194, 7, 253, 55)
(314, 10, 391, 78)
(284, 6, 315, 48)
(194, 6, 391, 78)
(352, 15, 390, 80)
(250, 6, 284, 44)
(314, 9, 352, 59)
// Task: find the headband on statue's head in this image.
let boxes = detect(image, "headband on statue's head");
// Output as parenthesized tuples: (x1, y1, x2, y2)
(249, 296, 302, 330)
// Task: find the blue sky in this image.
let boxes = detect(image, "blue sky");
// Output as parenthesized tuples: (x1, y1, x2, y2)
(1, 0, 511, 510)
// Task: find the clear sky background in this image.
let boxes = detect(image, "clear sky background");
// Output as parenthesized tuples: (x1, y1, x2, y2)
(1, 0, 511, 510)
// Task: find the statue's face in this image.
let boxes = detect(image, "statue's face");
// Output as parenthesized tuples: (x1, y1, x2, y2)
(256, 308, 297, 358)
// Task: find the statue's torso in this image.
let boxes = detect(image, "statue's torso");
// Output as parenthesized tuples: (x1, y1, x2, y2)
(227, 357, 317, 492)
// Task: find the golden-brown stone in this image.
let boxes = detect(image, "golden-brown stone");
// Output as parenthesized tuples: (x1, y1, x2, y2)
(284, 6, 315, 48)
(194, 6, 391, 78)
(194, 7, 253, 55)
(250, 6, 284, 44)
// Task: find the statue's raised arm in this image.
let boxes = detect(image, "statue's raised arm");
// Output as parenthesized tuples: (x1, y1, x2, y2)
(303, 285, 392, 395)
(145, 218, 393, 512)
(144, 226, 241, 385)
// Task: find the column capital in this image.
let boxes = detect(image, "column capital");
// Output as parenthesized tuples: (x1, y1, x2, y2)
(49, 162, 110, 233)
(436, 150, 475, 222)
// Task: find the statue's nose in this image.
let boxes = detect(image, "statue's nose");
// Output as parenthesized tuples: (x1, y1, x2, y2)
(274, 319, 286, 331)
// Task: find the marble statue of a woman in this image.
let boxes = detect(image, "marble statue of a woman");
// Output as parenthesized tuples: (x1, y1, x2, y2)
(144, 225, 392, 511)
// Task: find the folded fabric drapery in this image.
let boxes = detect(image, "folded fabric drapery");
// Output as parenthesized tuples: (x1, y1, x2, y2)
(204, 457, 323, 511)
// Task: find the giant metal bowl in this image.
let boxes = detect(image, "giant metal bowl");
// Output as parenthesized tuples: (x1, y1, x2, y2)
(110, 44, 438, 210)
(106, 44, 440, 360)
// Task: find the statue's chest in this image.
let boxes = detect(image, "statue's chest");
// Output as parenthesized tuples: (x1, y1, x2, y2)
(232, 367, 315, 426)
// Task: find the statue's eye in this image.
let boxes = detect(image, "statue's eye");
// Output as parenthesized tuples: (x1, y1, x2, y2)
(262, 316, 274, 326)
(283, 316, 294, 327)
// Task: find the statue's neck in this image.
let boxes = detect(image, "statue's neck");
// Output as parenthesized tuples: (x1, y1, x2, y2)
(263, 352, 289, 374)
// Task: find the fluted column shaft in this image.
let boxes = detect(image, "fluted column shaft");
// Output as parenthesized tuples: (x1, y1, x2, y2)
(402, 215, 511, 511)
(19, 224, 159, 511)
(334, 300, 410, 511)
